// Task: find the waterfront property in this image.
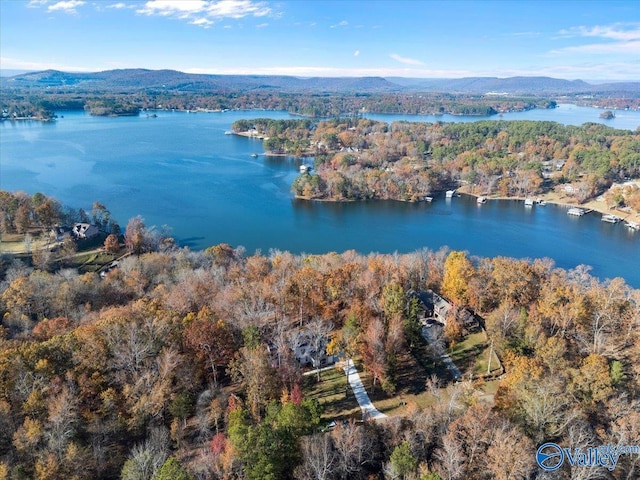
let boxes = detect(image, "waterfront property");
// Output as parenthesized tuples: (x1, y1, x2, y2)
(601, 214, 620, 224)
(626, 221, 640, 231)
(409, 290, 479, 330)
(2, 109, 639, 287)
(72, 223, 100, 239)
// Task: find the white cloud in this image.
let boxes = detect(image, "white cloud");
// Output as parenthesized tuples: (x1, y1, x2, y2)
(354, 50, 360, 57)
(107, 2, 130, 8)
(27, 0, 51, 7)
(138, 0, 206, 15)
(207, 0, 270, 18)
(330, 20, 348, 28)
(549, 40, 640, 56)
(550, 23, 640, 59)
(390, 53, 423, 66)
(191, 17, 213, 27)
(47, 0, 85, 14)
(559, 23, 640, 41)
(137, 0, 271, 26)
(256, 22, 268, 28)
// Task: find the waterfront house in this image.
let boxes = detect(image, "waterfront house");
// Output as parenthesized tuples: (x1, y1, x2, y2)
(72, 223, 99, 239)
(408, 289, 479, 330)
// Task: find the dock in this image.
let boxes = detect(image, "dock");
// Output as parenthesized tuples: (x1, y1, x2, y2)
(567, 207, 586, 216)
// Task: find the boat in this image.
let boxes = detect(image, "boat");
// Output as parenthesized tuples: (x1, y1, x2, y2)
(424, 196, 433, 202)
(446, 190, 456, 198)
(524, 198, 534, 207)
(477, 196, 486, 204)
(299, 165, 309, 173)
(625, 221, 639, 231)
(567, 207, 585, 216)
(601, 214, 620, 224)
(250, 153, 259, 158)
(224, 130, 233, 135)
(536, 198, 546, 206)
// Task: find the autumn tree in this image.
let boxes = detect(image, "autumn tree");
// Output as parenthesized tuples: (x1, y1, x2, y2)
(104, 233, 120, 254)
(230, 335, 280, 421)
(183, 308, 240, 388)
(125, 215, 158, 254)
(441, 251, 475, 306)
(327, 313, 360, 383)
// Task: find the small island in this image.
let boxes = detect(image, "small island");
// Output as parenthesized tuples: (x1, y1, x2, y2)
(600, 110, 616, 119)
(84, 100, 140, 117)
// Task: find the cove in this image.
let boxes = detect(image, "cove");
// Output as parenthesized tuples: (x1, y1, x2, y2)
(1, 108, 639, 287)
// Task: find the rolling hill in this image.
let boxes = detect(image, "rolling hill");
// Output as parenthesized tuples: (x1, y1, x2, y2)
(3, 68, 639, 96)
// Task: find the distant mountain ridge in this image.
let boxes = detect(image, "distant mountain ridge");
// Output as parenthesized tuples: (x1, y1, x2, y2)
(2, 69, 401, 93)
(3, 68, 639, 95)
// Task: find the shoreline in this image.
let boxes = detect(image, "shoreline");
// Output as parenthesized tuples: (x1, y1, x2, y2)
(295, 187, 640, 222)
(458, 187, 640, 222)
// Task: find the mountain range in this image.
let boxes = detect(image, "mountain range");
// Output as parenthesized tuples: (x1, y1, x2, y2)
(2, 68, 639, 96)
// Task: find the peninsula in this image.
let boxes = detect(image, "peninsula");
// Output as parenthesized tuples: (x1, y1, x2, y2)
(231, 117, 640, 220)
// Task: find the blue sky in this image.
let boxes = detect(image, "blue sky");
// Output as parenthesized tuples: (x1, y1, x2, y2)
(1, 0, 639, 80)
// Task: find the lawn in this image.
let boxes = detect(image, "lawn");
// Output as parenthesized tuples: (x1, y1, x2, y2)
(1, 230, 124, 273)
(448, 330, 502, 379)
(303, 365, 362, 421)
(358, 330, 503, 417)
(71, 249, 118, 273)
(0, 232, 51, 254)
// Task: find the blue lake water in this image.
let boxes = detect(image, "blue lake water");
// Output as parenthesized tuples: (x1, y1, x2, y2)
(364, 103, 640, 131)
(1, 107, 639, 286)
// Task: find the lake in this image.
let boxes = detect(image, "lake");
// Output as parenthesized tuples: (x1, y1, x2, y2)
(363, 103, 640, 131)
(1, 106, 639, 286)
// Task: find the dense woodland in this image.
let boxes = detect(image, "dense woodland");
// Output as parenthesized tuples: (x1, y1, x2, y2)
(0, 191, 639, 479)
(231, 118, 640, 204)
(1, 89, 558, 120)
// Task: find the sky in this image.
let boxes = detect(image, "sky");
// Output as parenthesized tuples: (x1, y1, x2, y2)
(1, 0, 639, 80)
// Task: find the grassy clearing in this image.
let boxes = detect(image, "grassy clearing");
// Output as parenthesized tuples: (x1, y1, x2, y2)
(358, 331, 504, 417)
(361, 340, 460, 416)
(0, 233, 50, 254)
(1, 230, 123, 273)
(303, 365, 361, 421)
(448, 330, 502, 378)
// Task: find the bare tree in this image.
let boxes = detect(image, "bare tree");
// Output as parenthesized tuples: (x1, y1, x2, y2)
(294, 433, 337, 480)
(331, 421, 377, 478)
(435, 430, 465, 480)
(306, 317, 334, 381)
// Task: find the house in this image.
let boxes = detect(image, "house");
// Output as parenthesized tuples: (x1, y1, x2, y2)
(408, 289, 479, 330)
(291, 329, 336, 368)
(72, 223, 100, 239)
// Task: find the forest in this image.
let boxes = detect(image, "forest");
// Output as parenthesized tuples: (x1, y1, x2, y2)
(0, 192, 639, 479)
(231, 117, 640, 205)
(1, 89, 557, 121)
